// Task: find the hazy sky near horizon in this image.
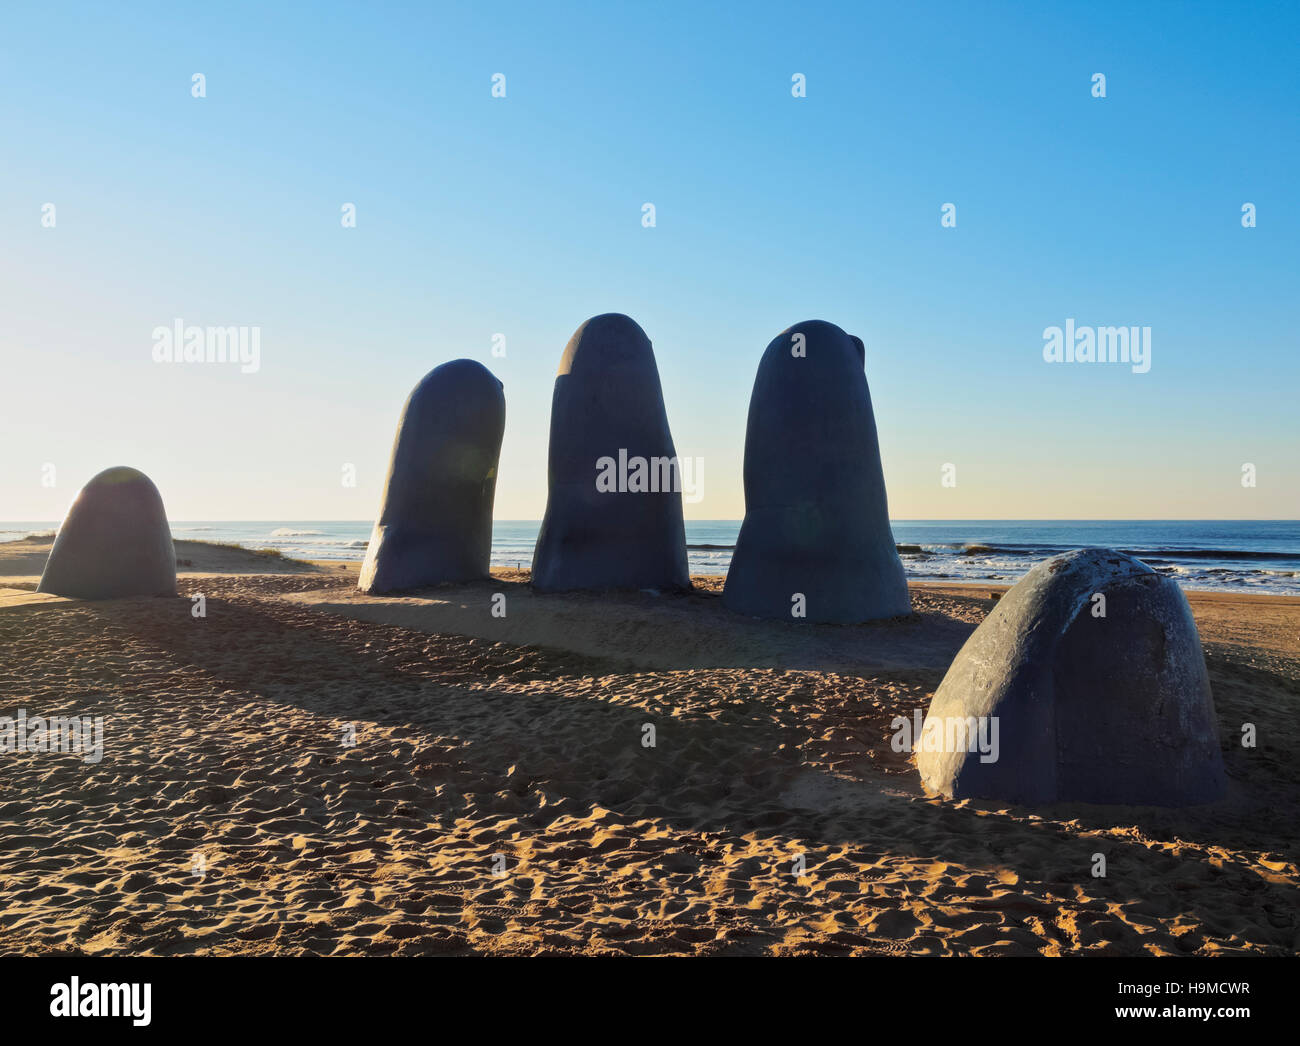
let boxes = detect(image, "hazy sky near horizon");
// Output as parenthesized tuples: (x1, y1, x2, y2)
(2, 1, 1297, 523)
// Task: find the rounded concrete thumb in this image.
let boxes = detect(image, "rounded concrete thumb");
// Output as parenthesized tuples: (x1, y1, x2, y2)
(917, 548, 1226, 806)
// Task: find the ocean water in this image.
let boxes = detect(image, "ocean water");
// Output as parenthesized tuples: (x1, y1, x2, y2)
(4, 520, 1298, 595)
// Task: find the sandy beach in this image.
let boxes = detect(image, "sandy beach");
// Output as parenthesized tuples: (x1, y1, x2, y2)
(1, 534, 1296, 956)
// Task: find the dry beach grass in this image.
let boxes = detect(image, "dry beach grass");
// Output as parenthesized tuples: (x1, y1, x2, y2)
(0, 536, 1297, 955)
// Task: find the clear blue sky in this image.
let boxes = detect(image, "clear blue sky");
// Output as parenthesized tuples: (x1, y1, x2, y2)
(2, 0, 1296, 521)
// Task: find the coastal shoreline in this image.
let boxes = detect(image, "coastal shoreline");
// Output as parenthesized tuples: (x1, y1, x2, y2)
(1, 536, 1296, 956)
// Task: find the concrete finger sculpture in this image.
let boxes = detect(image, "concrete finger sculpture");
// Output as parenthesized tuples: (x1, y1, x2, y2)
(917, 548, 1227, 806)
(722, 320, 910, 623)
(38, 466, 178, 599)
(532, 313, 690, 592)
(359, 359, 505, 594)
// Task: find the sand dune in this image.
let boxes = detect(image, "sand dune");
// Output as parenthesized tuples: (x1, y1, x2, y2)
(0, 538, 1296, 955)
(0, 534, 329, 582)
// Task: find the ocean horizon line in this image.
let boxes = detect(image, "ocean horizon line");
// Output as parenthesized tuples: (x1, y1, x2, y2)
(7, 519, 1299, 596)
(10, 517, 1300, 525)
